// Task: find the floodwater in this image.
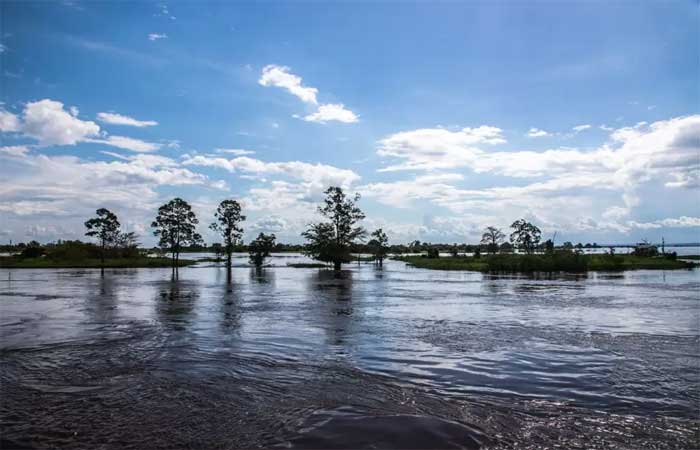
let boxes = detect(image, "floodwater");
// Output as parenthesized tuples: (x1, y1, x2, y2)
(1, 255, 699, 449)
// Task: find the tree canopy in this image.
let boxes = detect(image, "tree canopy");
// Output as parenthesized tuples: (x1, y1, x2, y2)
(248, 233, 276, 268)
(368, 228, 389, 266)
(151, 198, 202, 274)
(210, 199, 245, 270)
(302, 186, 366, 271)
(509, 219, 541, 254)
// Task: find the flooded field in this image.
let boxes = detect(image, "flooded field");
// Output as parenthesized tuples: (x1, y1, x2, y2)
(1, 256, 699, 449)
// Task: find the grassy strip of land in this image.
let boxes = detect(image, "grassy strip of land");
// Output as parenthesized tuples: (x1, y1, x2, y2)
(0, 256, 196, 269)
(394, 253, 697, 273)
(680, 255, 700, 260)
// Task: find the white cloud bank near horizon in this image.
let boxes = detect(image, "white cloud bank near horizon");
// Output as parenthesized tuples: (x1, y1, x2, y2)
(0, 97, 698, 244)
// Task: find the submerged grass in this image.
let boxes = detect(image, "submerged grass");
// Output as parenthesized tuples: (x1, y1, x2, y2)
(0, 256, 196, 269)
(395, 253, 697, 273)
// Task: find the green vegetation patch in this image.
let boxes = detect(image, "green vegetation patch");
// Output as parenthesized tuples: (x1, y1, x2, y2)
(0, 256, 196, 269)
(395, 253, 696, 273)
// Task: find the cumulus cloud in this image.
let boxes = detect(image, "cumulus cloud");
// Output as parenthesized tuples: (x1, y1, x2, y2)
(148, 33, 168, 41)
(259, 65, 358, 124)
(22, 99, 100, 145)
(0, 151, 211, 222)
(182, 155, 360, 188)
(527, 128, 550, 138)
(364, 115, 700, 236)
(572, 124, 592, 132)
(377, 125, 506, 171)
(0, 99, 162, 152)
(97, 112, 158, 127)
(303, 103, 359, 123)
(250, 216, 288, 232)
(259, 65, 318, 104)
(0, 110, 21, 132)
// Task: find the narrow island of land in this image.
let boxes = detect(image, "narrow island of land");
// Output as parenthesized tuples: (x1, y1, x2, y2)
(395, 253, 697, 273)
(0, 255, 196, 269)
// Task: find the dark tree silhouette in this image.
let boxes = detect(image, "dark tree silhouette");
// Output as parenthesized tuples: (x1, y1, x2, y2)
(509, 219, 541, 254)
(302, 186, 366, 271)
(151, 198, 202, 277)
(368, 228, 389, 267)
(85, 208, 121, 275)
(210, 199, 245, 274)
(248, 233, 276, 268)
(480, 226, 505, 254)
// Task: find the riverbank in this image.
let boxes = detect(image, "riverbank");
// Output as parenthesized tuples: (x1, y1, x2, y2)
(0, 256, 197, 269)
(395, 253, 698, 272)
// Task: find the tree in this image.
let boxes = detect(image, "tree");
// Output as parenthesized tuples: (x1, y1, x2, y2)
(302, 186, 366, 271)
(151, 198, 202, 276)
(509, 219, 541, 254)
(480, 226, 505, 254)
(210, 200, 245, 273)
(543, 239, 554, 255)
(248, 233, 276, 268)
(85, 208, 121, 275)
(113, 231, 140, 258)
(368, 228, 389, 267)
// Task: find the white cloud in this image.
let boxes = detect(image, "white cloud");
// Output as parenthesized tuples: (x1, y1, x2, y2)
(303, 103, 359, 123)
(97, 112, 158, 127)
(377, 125, 506, 171)
(148, 33, 168, 41)
(0, 151, 210, 220)
(0, 110, 21, 132)
(88, 135, 162, 153)
(0, 99, 162, 152)
(214, 148, 256, 156)
(573, 124, 592, 132)
(628, 216, 700, 229)
(0, 145, 29, 157)
(363, 115, 700, 236)
(259, 65, 318, 104)
(182, 155, 360, 188)
(259, 65, 359, 124)
(527, 128, 550, 138)
(22, 99, 100, 146)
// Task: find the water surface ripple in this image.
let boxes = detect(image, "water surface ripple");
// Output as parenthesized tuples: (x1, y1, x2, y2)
(1, 256, 698, 449)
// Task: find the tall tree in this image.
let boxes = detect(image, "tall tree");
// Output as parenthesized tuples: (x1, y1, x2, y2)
(85, 208, 121, 275)
(368, 228, 389, 267)
(509, 219, 541, 254)
(480, 226, 505, 254)
(248, 233, 276, 268)
(151, 198, 202, 276)
(302, 186, 366, 271)
(210, 199, 245, 273)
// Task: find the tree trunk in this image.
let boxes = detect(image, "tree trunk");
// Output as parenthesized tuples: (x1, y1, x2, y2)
(100, 240, 105, 277)
(334, 260, 342, 271)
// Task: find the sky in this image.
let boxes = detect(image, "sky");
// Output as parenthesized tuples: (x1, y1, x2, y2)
(0, 1, 698, 246)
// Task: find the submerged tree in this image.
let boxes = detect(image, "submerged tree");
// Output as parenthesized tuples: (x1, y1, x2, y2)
(248, 233, 276, 268)
(151, 198, 202, 276)
(509, 219, 541, 254)
(368, 228, 389, 267)
(85, 208, 121, 275)
(210, 200, 245, 273)
(480, 226, 505, 254)
(302, 186, 366, 271)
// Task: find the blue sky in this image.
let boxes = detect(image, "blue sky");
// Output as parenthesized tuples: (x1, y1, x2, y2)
(1, 1, 698, 245)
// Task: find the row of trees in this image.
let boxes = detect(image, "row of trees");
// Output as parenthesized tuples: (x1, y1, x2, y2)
(80, 185, 575, 275)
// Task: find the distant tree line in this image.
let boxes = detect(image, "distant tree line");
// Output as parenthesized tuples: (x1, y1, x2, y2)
(5, 185, 658, 276)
